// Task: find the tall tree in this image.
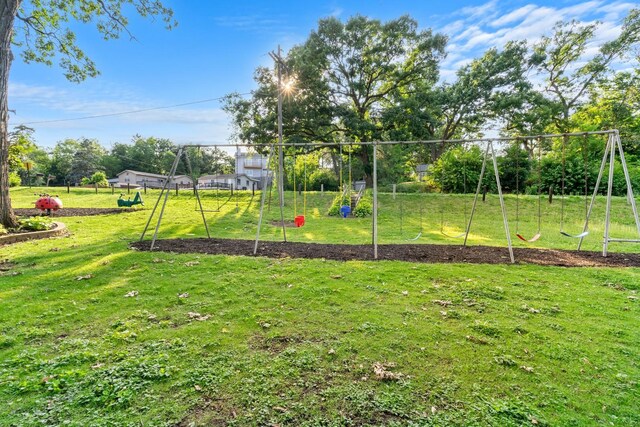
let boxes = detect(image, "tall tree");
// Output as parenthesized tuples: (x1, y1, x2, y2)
(0, 0, 174, 228)
(225, 15, 447, 184)
(533, 10, 640, 132)
(48, 139, 79, 185)
(70, 138, 106, 184)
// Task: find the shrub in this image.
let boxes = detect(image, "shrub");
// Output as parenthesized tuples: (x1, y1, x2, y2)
(9, 172, 21, 187)
(81, 171, 109, 187)
(19, 217, 53, 231)
(353, 191, 373, 217)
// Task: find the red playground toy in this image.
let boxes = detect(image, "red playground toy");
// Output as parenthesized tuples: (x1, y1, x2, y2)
(35, 194, 63, 215)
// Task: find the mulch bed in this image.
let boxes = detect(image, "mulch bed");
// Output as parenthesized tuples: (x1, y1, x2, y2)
(130, 238, 640, 267)
(15, 208, 138, 217)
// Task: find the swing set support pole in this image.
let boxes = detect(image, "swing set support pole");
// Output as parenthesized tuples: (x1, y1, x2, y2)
(254, 145, 275, 255)
(149, 147, 183, 250)
(614, 131, 640, 239)
(464, 141, 489, 247)
(578, 133, 612, 250)
(603, 133, 616, 256)
(492, 142, 515, 263)
(185, 149, 210, 239)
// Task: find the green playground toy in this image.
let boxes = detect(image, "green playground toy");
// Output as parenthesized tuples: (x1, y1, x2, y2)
(118, 192, 144, 207)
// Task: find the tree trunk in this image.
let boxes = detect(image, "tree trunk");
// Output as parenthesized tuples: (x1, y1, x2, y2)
(0, 0, 19, 229)
(358, 146, 372, 187)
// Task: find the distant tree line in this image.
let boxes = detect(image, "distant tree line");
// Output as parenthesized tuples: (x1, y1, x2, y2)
(8, 134, 234, 187)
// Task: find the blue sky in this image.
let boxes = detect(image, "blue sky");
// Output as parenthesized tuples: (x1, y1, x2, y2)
(8, 0, 638, 149)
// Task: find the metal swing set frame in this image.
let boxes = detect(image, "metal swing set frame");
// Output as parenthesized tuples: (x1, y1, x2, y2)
(139, 129, 638, 263)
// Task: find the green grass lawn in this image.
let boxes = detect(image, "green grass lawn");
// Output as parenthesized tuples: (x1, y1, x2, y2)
(1, 187, 639, 426)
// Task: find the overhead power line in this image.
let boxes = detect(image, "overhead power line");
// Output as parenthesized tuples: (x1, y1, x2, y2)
(17, 92, 251, 126)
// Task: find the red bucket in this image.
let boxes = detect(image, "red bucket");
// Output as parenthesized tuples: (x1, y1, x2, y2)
(294, 215, 305, 227)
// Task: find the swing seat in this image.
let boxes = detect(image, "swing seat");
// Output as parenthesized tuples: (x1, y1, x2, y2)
(294, 215, 305, 227)
(406, 232, 422, 241)
(339, 205, 351, 218)
(516, 233, 541, 243)
(560, 231, 589, 238)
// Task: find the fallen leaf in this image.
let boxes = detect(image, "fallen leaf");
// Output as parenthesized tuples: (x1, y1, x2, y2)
(331, 275, 342, 279)
(328, 348, 335, 355)
(372, 362, 403, 381)
(194, 385, 202, 391)
(76, 274, 93, 281)
(187, 312, 211, 321)
(178, 292, 189, 298)
(402, 291, 409, 296)
(433, 299, 453, 307)
(466, 335, 488, 345)
(184, 261, 200, 267)
(521, 365, 534, 373)
(124, 290, 138, 298)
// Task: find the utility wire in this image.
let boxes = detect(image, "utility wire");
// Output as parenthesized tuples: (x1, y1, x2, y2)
(17, 92, 251, 126)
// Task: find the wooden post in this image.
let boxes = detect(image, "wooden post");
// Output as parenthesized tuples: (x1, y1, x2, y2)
(298, 183, 302, 195)
(67, 184, 70, 193)
(144, 182, 147, 194)
(94, 183, 98, 194)
(548, 186, 553, 204)
(392, 184, 396, 199)
(111, 184, 115, 194)
(175, 183, 178, 196)
(482, 185, 487, 202)
(252, 182, 256, 196)
(321, 183, 324, 193)
(127, 183, 130, 194)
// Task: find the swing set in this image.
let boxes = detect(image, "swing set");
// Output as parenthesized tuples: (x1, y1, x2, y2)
(140, 130, 638, 261)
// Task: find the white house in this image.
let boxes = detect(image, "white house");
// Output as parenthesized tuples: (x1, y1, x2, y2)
(197, 173, 262, 190)
(235, 150, 268, 180)
(116, 170, 193, 188)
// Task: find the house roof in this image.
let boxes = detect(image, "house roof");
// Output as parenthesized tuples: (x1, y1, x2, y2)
(117, 169, 167, 179)
(199, 173, 260, 182)
(173, 175, 193, 181)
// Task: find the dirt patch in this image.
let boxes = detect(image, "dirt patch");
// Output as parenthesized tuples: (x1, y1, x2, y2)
(249, 334, 306, 354)
(130, 237, 640, 267)
(174, 397, 238, 426)
(15, 208, 138, 217)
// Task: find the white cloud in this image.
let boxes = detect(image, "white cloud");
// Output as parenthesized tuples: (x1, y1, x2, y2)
(490, 5, 538, 28)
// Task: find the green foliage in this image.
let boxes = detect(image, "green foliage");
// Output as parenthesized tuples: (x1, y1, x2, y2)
(8, 172, 21, 187)
(13, 1, 175, 83)
(498, 143, 531, 193)
(81, 171, 109, 187)
(353, 191, 372, 217)
(8, 125, 36, 172)
(0, 224, 7, 235)
(18, 216, 53, 231)
(431, 145, 493, 193)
